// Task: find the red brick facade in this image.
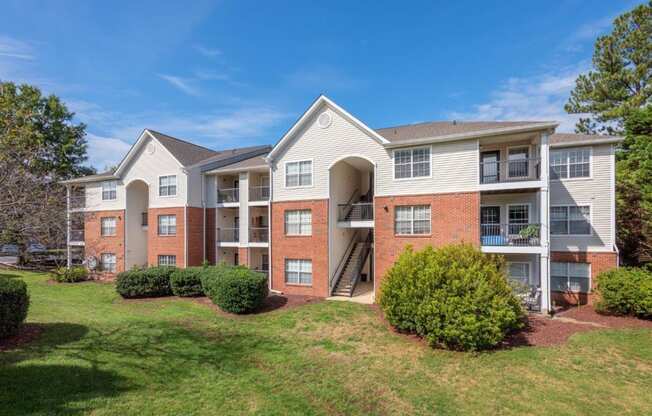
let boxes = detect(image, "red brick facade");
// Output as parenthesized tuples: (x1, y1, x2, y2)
(270, 199, 329, 297)
(550, 251, 618, 306)
(84, 210, 126, 273)
(206, 208, 216, 265)
(147, 207, 186, 267)
(238, 247, 249, 266)
(186, 207, 204, 267)
(373, 192, 480, 295)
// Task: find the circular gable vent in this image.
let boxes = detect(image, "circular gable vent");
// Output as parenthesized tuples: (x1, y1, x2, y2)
(146, 143, 156, 155)
(318, 112, 332, 129)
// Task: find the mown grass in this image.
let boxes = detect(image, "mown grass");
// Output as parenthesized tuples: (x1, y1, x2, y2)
(1, 271, 651, 415)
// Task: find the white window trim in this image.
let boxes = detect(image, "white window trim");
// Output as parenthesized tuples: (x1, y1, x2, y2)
(550, 204, 593, 237)
(284, 209, 312, 236)
(101, 180, 118, 201)
(506, 145, 531, 179)
(100, 253, 117, 272)
(158, 254, 177, 267)
(157, 214, 177, 236)
(394, 205, 432, 236)
(550, 146, 593, 182)
(551, 261, 592, 293)
(157, 174, 178, 198)
(284, 159, 314, 189)
(392, 145, 433, 181)
(506, 203, 531, 236)
(100, 217, 117, 237)
(285, 259, 313, 286)
(507, 261, 533, 285)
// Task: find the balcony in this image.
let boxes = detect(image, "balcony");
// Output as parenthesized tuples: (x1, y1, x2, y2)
(479, 158, 541, 185)
(68, 195, 86, 211)
(338, 202, 373, 222)
(217, 227, 239, 243)
(249, 227, 269, 243)
(217, 188, 239, 204)
(69, 229, 85, 245)
(249, 186, 270, 202)
(480, 223, 541, 247)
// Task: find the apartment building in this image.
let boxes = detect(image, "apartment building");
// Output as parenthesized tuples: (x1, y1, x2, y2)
(63, 95, 621, 313)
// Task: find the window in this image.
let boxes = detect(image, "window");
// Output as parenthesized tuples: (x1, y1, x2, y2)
(101, 181, 117, 200)
(158, 255, 176, 266)
(285, 210, 312, 235)
(550, 206, 591, 235)
(508, 205, 529, 235)
(285, 160, 312, 187)
(550, 147, 590, 179)
(285, 259, 312, 285)
(157, 215, 176, 235)
(508, 262, 531, 286)
(394, 147, 431, 179)
(100, 217, 117, 236)
(395, 205, 431, 235)
(508, 147, 529, 178)
(551, 262, 590, 293)
(159, 175, 177, 196)
(100, 253, 116, 272)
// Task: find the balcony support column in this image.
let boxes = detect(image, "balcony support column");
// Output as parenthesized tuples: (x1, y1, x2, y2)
(539, 131, 551, 313)
(66, 184, 72, 268)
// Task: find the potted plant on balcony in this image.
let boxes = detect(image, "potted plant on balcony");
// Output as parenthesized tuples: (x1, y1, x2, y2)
(518, 224, 540, 246)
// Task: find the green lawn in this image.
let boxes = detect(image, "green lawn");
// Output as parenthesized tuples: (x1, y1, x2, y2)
(1, 271, 651, 416)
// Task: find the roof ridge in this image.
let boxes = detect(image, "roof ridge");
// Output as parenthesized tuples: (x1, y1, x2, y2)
(374, 119, 549, 131)
(147, 129, 219, 155)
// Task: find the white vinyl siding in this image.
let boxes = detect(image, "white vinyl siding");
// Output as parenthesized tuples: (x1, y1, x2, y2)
(393, 146, 430, 179)
(551, 262, 590, 293)
(158, 175, 177, 196)
(285, 210, 312, 235)
(395, 205, 431, 235)
(158, 255, 176, 266)
(285, 160, 312, 187)
(101, 181, 117, 200)
(100, 217, 117, 236)
(157, 215, 176, 236)
(550, 147, 591, 180)
(551, 206, 591, 235)
(100, 253, 116, 272)
(285, 259, 312, 285)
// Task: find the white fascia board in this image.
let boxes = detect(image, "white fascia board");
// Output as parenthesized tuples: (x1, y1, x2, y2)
(383, 123, 559, 148)
(113, 129, 184, 177)
(550, 137, 624, 148)
(266, 95, 389, 163)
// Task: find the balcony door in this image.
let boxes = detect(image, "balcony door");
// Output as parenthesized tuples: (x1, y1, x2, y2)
(508, 147, 529, 179)
(481, 206, 500, 236)
(508, 204, 529, 235)
(481, 151, 500, 184)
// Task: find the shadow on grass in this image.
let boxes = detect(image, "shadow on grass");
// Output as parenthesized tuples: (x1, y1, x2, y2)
(0, 272, 22, 279)
(0, 364, 129, 416)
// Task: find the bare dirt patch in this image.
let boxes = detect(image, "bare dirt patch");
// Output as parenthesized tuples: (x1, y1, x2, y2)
(555, 306, 652, 329)
(192, 293, 322, 317)
(0, 323, 43, 351)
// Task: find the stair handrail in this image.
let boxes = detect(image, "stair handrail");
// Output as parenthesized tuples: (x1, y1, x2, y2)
(348, 232, 372, 295)
(330, 230, 359, 293)
(337, 189, 360, 221)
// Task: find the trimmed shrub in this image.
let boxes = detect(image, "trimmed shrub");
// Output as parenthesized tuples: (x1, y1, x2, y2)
(595, 267, 652, 318)
(202, 265, 268, 314)
(379, 244, 525, 351)
(0, 277, 30, 339)
(170, 267, 204, 297)
(51, 266, 89, 283)
(115, 266, 175, 298)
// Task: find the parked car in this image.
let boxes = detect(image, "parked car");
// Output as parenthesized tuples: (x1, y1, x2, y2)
(0, 244, 19, 256)
(27, 243, 47, 253)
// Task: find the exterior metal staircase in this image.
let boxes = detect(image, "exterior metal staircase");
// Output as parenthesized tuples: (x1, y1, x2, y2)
(331, 233, 372, 297)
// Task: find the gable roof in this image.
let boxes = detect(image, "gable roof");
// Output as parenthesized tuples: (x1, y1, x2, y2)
(203, 155, 269, 174)
(147, 130, 219, 166)
(549, 133, 623, 148)
(266, 95, 390, 162)
(376, 121, 549, 143)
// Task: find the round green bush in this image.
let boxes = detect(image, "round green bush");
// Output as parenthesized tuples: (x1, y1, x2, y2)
(379, 244, 525, 351)
(0, 277, 30, 339)
(595, 267, 652, 318)
(202, 265, 268, 314)
(115, 266, 174, 298)
(51, 266, 89, 283)
(170, 267, 204, 297)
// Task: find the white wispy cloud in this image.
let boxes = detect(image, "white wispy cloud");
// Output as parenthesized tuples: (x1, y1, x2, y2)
(193, 44, 222, 58)
(0, 35, 34, 60)
(85, 133, 132, 170)
(447, 64, 590, 132)
(158, 74, 200, 96)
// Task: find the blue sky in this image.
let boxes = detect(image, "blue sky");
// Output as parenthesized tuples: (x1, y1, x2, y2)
(0, 0, 641, 170)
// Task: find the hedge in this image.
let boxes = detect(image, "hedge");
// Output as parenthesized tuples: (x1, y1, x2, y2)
(170, 267, 204, 297)
(201, 265, 268, 314)
(51, 266, 89, 283)
(595, 267, 652, 318)
(379, 244, 525, 351)
(115, 266, 175, 298)
(0, 277, 30, 339)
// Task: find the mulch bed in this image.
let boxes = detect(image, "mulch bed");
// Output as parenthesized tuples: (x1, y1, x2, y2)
(192, 294, 322, 317)
(555, 306, 652, 329)
(0, 323, 43, 352)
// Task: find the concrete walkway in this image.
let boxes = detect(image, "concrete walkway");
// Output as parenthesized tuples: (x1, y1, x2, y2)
(327, 281, 374, 304)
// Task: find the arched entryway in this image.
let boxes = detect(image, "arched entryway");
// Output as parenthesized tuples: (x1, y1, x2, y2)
(126, 179, 149, 269)
(328, 156, 375, 301)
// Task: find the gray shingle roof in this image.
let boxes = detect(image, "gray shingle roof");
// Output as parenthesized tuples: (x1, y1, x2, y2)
(147, 130, 219, 166)
(375, 121, 549, 143)
(207, 155, 268, 173)
(550, 133, 623, 147)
